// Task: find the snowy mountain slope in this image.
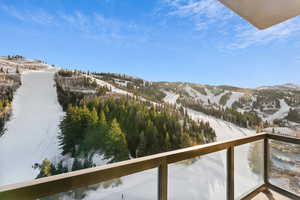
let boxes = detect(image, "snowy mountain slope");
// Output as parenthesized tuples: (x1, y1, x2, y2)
(266, 99, 290, 121)
(162, 90, 179, 104)
(225, 92, 245, 108)
(96, 73, 300, 124)
(0, 56, 52, 73)
(84, 74, 158, 105)
(0, 68, 64, 186)
(257, 83, 300, 91)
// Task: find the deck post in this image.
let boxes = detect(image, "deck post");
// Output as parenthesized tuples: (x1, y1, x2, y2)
(227, 147, 234, 200)
(264, 138, 269, 184)
(158, 158, 168, 200)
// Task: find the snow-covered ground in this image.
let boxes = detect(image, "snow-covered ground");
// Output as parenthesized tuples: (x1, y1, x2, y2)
(225, 92, 244, 108)
(90, 76, 158, 105)
(264, 127, 294, 136)
(162, 90, 179, 104)
(91, 77, 130, 96)
(183, 85, 208, 103)
(182, 85, 245, 108)
(266, 99, 290, 122)
(0, 69, 65, 186)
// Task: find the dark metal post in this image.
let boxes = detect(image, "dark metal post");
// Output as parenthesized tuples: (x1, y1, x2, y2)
(158, 159, 168, 200)
(227, 147, 234, 200)
(264, 138, 269, 184)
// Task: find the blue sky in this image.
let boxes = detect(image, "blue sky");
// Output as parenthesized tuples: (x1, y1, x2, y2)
(0, 0, 299, 88)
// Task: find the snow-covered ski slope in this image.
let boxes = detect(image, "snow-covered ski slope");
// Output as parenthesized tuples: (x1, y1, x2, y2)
(266, 99, 290, 122)
(162, 90, 179, 104)
(0, 69, 64, 186)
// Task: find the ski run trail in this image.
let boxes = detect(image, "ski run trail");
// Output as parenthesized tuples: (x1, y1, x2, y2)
(0, 73, 261, 200)
(0, 69, 64, 186)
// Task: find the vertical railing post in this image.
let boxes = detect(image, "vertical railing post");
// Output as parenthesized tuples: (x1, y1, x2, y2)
(158, 158, 168, 200)
(264, 137, 269, 184)
(227, 147, 234, 200)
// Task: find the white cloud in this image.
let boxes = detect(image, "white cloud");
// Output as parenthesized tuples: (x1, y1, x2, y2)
(3, 1, 300, 49)
(160, 0, 300, 49)
(1, 5, 55, 25)
(0, 5, 148, 43)
(229, 17, 300, 49)
(161, 0, 233, 30)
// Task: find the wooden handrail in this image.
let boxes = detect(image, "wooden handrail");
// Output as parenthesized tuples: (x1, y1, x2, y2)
(0, 133, 299, 200)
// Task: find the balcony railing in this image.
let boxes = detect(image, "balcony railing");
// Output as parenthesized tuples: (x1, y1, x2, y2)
(0, 133, 299, 200)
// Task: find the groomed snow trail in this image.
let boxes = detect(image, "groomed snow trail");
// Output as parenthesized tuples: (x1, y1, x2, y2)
(266, 99, 290, 122)
(0, 69, 64, 186)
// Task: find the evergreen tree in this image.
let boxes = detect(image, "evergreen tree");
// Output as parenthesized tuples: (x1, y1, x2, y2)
(37, 159, 56, 178)
(137, 131, 146, 157)
(105, 119, 129, 162)
(72, 158, 82, 171)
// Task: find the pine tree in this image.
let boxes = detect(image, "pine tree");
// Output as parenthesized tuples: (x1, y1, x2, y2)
(105, 119, 129, 162)
(137, 131, 146, 156)
(165, 132, 171, 150)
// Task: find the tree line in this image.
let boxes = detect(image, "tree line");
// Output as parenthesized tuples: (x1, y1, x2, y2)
(180, 99, 262, 128)
(58, 96, 216, 164)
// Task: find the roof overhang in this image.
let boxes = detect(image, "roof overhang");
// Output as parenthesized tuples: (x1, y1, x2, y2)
(219, 0, 300, 29)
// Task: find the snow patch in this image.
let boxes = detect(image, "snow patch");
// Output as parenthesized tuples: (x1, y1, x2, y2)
(266, 99, 290, 122)
(162, 90, 179, 104)
(225, 92, 244, 108)
(183, 85, 227, 105)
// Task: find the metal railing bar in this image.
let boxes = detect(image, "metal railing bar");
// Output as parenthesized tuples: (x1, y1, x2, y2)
(227, 147, 234, 200)
(267, 183, 300, 200)
(158, 158, 168, 200)
(239, 184, 267, 200)
(166, 133, 266, 164)
(263, 138, 269, 184)
(0, 156, 163, 200)
(268, 134, 300, 145)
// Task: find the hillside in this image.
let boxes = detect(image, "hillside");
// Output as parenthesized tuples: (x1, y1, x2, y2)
(92, 73, 300, 129)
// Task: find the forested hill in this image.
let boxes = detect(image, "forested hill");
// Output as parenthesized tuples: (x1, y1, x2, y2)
(91, 72, 300, 129)
(55, 70, 216, 159)
(41, 69, 216, 175)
